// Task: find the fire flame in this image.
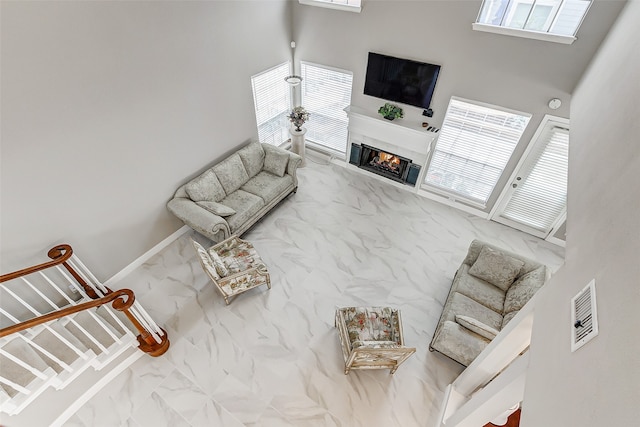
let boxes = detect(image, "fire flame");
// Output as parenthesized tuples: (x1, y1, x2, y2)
(379, 152, 400, 165)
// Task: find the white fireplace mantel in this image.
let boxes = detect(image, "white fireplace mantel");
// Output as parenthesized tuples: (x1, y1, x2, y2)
(344, 105, 437, 191)
(346, 106, 436, 157)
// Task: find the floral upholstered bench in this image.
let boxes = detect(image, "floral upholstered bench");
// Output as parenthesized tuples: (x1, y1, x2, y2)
(335, 307, 416, 374)
(192, 236, 271, 305)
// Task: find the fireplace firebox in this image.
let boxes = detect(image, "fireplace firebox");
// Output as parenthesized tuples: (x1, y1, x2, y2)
(352, 144, 414, 184)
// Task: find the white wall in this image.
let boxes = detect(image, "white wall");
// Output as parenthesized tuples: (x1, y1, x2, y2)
(522, 1, 640, 425)
(291, 0, 625, 211)
(0, 1, 291, 279)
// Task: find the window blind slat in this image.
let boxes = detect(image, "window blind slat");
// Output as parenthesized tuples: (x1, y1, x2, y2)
(301, 62, 353, 154)
(499, 123, 569, 231)
(251, 62, 291, 145)
(424, 98, 531, 205)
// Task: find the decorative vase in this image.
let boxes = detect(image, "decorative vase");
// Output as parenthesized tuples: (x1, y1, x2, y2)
(384, 115, 395, 121)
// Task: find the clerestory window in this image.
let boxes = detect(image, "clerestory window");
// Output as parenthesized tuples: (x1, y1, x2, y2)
(474, 0, 592, 44)
(298, 0, 362, 13)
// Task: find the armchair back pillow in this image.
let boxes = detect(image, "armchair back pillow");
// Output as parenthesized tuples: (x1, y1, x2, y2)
(468, 246, 524, 291)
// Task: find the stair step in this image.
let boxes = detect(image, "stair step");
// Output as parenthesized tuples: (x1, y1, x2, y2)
(0, 338, 52, 394)
(63, 310, 121, 357)
(30, 323, 92, 374)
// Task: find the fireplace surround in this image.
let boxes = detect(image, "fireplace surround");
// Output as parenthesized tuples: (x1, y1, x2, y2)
(353, 144, 411, 183)
(345, 106, 437, 189)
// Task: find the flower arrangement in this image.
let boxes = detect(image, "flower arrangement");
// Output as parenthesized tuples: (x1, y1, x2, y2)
(288, 106, 310, 131)
(378, 103, 404, 120)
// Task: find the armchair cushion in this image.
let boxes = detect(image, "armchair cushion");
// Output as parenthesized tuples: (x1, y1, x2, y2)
(263, 148, 289, 177)
(185, 170, 226, 202)
(455, 315, 499, 340)
(222, 250, 262, 275)
(468, 246, 524, 291)
(341, 307, 399, 345)
(196, 201, 236, 217)
(213, 154, 250, 194)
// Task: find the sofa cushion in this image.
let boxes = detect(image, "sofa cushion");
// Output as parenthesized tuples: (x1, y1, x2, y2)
(241, 172, 294, 204)
(213, 154, 250, 194)
(455, 315, 499, 340)
(219, 190, 265, 233)
(436, 320, 491, 366)
(502, 311, 518, 329)
(504, 266, 547, 314)
(237, 142, 265, 178)
(263, 148, 289, 177)
(468, 246, 524, 291)
(196, 201, 236, 217)
(446, 292, 503, 331)
(454, 265, 506, 312)
(185, 170, 226, 202)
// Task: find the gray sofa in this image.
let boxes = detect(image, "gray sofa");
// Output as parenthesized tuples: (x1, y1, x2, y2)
(168, 142, 301, 242)
(430, 240, 549, 366)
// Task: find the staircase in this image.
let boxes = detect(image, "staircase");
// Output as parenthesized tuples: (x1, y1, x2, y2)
(0, 244, 169, 425)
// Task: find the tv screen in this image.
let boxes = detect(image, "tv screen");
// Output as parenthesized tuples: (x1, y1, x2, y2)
(364, 52, 440, 110)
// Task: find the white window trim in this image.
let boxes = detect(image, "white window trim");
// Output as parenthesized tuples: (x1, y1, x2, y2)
(472, 22, 577, 44)
(299, 0, 362, 13)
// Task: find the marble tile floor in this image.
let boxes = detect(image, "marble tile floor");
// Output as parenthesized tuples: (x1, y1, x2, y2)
(64, 153, 565, 427)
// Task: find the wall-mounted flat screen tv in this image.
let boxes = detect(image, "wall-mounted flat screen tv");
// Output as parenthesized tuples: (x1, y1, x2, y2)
(364, 52, 440, 110)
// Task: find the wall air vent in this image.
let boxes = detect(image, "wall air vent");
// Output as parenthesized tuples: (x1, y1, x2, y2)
(571, 279, 599, 352)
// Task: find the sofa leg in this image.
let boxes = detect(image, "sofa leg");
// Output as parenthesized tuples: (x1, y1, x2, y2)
(292, 186, 298, 194)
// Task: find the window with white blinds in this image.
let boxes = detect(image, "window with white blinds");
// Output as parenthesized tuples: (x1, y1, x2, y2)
(423, 97, 531, 206)
(474, 0, 592, 43)
(497, 122, 569, 232)
(300, 62, 353, 155)
(299, 0, 362, 13)
(251, 62, 291, 146)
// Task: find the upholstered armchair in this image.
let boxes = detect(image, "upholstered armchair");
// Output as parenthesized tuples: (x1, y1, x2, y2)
(335, 307, 416, 375)
(192, 236, 271, 305)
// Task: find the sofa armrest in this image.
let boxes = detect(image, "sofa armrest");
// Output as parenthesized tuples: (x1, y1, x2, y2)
(262, 143, 302, 177)
(167, 197, 230, 240)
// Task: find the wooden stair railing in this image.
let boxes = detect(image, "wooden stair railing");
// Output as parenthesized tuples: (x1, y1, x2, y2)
(0, 244, 169, 357)
(0, 289, 135, 338)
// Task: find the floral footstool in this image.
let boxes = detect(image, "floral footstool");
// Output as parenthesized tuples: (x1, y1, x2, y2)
(335, 306, 416, 375)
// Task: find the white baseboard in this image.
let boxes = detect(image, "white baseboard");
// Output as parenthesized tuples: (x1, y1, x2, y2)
(104, 225, 190, 286)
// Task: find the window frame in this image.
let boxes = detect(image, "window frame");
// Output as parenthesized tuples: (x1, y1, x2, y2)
(489, 114, 570, 238)
(298, 0, 362, 13)
(473, 0, 593, 45)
